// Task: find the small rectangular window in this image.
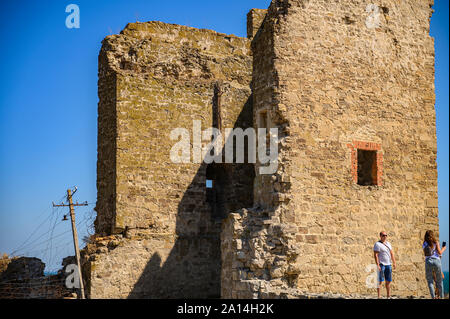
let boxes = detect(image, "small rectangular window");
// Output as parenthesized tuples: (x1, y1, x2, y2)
(257, 109, 271, 151)
(206, 179, 213, 189)
(357, 149, 378, 186)
(258, 110, 268, 129)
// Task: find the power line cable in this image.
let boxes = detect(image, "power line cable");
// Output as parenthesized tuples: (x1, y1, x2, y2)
(10, 192, 68, 255)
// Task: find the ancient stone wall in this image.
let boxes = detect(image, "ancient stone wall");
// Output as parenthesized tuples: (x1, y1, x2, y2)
(247, 9, 268, 40)
(279, 0, 436, 297)
(222, 0, 438, 298)
(251, 3, 290, 210)
(90, 21, 254, 298)
(91, 0, 438, 299)
(0, 257, 74, 299)
(221, 2, 302, 299)
(221, 208, 300, 298)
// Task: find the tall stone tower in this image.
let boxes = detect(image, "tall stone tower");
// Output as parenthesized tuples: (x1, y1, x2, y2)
(87, 22, 255, 298)
(85, 0, 438, 299)
(222, 0, 438, 298)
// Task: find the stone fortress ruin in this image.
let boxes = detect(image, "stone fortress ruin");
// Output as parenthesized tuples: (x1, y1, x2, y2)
(82, 0, 440, 298)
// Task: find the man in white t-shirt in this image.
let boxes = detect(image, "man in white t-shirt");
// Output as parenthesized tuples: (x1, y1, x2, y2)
(373, 231, 397, 298)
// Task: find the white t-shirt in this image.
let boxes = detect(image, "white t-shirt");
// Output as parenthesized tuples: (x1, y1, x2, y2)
(373, 241, 392, 266)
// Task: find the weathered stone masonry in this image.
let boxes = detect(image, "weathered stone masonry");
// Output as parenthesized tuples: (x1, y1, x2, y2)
(86, 21, 254, 298)
(85, 0, 439, 299)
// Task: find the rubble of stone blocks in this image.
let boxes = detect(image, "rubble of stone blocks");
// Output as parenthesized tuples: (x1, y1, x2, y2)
(0, 256, 75, 299)
(221, 207, 302, 299)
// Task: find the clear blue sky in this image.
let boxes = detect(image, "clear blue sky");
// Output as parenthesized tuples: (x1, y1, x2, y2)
(0, 0, 448, 273)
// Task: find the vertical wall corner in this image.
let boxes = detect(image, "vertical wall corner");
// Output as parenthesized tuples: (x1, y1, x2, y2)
(247, 9, 268, 40)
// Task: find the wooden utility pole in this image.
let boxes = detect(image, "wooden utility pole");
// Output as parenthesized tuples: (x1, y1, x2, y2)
(53, 187, 88, 299)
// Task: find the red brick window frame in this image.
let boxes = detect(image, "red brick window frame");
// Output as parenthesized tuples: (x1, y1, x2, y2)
(347, 141, 383, 186)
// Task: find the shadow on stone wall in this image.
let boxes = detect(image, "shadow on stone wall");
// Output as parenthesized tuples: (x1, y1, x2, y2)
(127, 94, 254, 299)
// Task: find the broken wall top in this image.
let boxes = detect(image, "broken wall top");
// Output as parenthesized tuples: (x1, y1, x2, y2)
(100, 21, 252, 86)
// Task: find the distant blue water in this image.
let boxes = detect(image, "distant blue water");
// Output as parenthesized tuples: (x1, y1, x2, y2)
(444, 271, 449, 296)
(44, 271, 58, 277)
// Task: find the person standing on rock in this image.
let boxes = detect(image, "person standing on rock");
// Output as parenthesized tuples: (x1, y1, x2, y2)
(373, 231, 396, 298)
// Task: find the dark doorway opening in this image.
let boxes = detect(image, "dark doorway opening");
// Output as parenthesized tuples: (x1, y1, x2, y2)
(206, 163, 232, 220)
